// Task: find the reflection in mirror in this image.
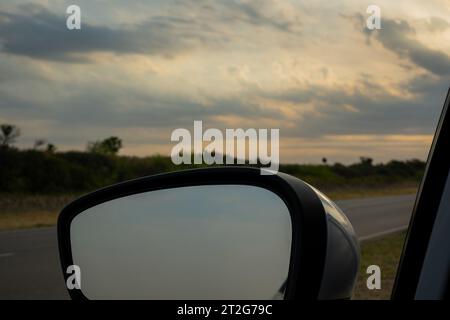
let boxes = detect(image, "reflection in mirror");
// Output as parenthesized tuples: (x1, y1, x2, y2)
(70, 185, 292, 299)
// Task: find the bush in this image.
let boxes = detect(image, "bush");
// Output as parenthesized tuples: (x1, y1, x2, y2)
(0, 148, 426, 194)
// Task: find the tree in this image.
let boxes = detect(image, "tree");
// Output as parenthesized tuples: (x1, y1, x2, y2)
(87, 136, 122, 155)
(359, 157, 373, 166)
(46, 143, 57, 153)
(0, 124, 21, 148)
(34, 139, 47, 150)
(34, 139, 56, 153)
(322, 157, 328, 165)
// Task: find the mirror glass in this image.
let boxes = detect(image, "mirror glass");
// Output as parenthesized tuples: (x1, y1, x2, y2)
(70, 185, 292, 299)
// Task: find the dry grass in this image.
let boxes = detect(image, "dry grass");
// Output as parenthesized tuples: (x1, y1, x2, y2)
(0, 194, 77, 212)
(0, 194, 77, 231)
(0, 211, 59, 231)
(353, 231, 406, 300)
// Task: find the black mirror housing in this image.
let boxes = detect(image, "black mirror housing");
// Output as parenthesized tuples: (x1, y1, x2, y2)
(58, 167, 359, 300)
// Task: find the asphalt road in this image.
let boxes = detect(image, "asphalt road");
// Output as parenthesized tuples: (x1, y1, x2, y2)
(338, 194, 415, 241)
(0, 194, 416, 300)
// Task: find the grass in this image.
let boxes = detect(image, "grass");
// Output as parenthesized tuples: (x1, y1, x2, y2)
(353, 231, 406, 300)
(0, 194, 77, 231)
(0, 211, 60, 230)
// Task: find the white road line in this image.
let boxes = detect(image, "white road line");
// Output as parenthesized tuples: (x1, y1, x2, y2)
(0, 252, 15, 258)
(359, 225, 409, 242)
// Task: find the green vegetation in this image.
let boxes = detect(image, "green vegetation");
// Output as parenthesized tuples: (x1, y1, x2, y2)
(0, 149, 423, 230)
(0, 123, 425, 195)
(0, 147, 425, 195)
(353, 231, 406, 300)
(87, 136, 123, 155)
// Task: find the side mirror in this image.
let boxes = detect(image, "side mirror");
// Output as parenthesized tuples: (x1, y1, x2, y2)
(58, 167, 359, 300)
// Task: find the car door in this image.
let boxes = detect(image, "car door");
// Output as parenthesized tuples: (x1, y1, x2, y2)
(392, 88, 450, 300)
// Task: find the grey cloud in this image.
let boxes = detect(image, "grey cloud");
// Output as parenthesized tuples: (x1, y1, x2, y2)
(0, 7, 205, 62)
(207, 0, 301, 33)
(261, 75, 448, 138)
(1, 57, 447, 149)
(3, 74, 446, 153)
(426, 17, 450, 32)
(0, 1, 302, 62)
(2, 47, 446, 141)
(360, 16, 450, 76)
(0, 74, 284, 131)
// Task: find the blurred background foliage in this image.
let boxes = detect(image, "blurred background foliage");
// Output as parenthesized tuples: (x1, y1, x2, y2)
(0, 146, 425, 194)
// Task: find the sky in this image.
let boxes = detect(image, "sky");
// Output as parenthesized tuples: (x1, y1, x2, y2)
(0, 0, 449, 164)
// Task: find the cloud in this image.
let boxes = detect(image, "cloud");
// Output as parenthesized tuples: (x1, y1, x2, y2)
(359, 16, 450, 76)
(425, 17, 450, 32)
(0, 63, 284, 131)
(260, 74, 448, 137)
(0, 6, 210, 62)
(198, 0, 302, 34)
(0, 1, 302, 62)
